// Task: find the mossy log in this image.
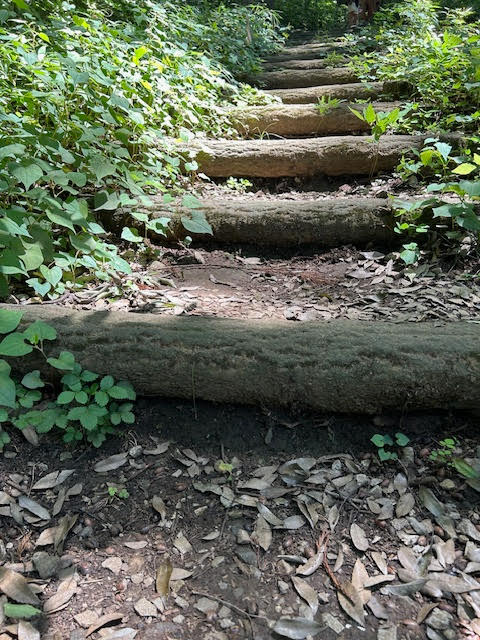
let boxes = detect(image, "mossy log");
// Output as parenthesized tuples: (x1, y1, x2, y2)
(3, 305, 479, 413)
(266, 82, 384, 104)
(231, 102, 399, 137)
(191, 135, 437, 178)
(253, 67, 358, 89)
(165, 197, 395, 247)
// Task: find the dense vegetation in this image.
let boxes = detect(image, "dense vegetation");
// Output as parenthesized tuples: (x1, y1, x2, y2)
(0, 0, 284, 301)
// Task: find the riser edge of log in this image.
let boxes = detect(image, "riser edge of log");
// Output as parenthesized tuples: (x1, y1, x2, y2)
(230, 102, 402, 137)
(191, 134, 464, 179)
(2, 304, 479, 414)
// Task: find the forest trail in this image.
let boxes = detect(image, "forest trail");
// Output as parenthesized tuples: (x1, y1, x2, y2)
(7, 34, 479, 413)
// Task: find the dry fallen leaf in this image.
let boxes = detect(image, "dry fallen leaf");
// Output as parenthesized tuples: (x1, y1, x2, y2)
(31, 470, 74, 491)
(272, 617, 324, 639)
(151, 496, 167, 521)
(0, 568, 40, 605)
(94, 453, 128, 473)
(291, 576, 318, 614)
(155, 559, 172, 597)
(85, 612, 124, 638)
(43, 576, 77, 614)
(337, 582, 365, 625)
(18, 496, 50, 521)
(395, 493, 415, 518)
(253, 515, 272, 552)
(17, 620, 40, 640)
(350, 523, 369, 552)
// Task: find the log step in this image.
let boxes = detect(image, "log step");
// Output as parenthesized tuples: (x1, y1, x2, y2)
(3, 305, 479, 414)
(266, 82, 384, 104)
(231, 102, 400, 137)
(165, 197, 395, 247)
(190, 135, 436, 178)
(253, 67, 358, 89)
(262, 58, 347, 71)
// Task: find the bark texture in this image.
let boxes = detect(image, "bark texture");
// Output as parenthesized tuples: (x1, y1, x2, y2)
(266, 82, 384, 104)
(3, 305, 479, 413)
(166, 197, 395, 247)
(262, 58, 347, 71)
(253, 67, 358, 89)
(232, 102, 400, 137)
(192, 135, 436, 178)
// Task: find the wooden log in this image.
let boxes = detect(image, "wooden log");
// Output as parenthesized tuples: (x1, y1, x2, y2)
(191, 135, 437, 178)
(262, 58, 347, 71)
(253, 67, 358, 89)
(3, 305, 479, 413)
(231, 102, 400, 137)
(165, 197, 395, 247)
(266, 82, 384, 104)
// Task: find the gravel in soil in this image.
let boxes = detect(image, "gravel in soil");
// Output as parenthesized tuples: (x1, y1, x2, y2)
(1, 401, 480, 640)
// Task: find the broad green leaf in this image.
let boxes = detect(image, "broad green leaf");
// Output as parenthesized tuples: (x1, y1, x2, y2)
(90, 156, 117, 182)
(395, 432, 410, 446)
(434, 142, 452, 162)
(107, 385, 131, 399)
(0, 144, 26, 159)
(182, 194, 203, 209)
(364, 103, 377, 125)
(0, 373, 16, 408)
(23, 321, 57, 343)
(181, 211, 212, 235)
(47, 351, 75, 371)
(26, 279, 51, 297)
(100, 375, 114, 390)
(121, 227, 143, 243)
(3, 603, 42, 619)
(21, 370, 45, 389)
(95, 390, 109, 406)
(0, 333, 33, 356)
(459, 181, 480, 197)
(452, 163, 476, 175)
(370, 434, 385, 447)
(10, 163, 44, 191)
(56, 391, 75, 405)
(0, 310, 23, 334)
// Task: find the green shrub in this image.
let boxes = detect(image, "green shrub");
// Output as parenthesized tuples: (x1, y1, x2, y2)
(0, 0, 284, 301)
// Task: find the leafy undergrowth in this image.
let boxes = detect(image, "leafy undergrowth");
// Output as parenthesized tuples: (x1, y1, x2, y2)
(0, 0, 285, 301)
(347, 0, 480, 272)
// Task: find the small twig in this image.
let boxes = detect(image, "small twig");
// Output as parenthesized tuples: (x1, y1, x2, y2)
(190, 591, 268, 621)
(126, 462, 154, 483)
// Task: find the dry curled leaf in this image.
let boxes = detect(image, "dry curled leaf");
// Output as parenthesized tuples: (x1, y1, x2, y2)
(350, 523, 369, 552)
(0, 568, 39, 605)
(272, 617, 324, 639)
(155, 559, 172, 597)
(396, 493, 415, 518)
(291, 576, 318, 614)
(43, 576, 77, 614)
(85, 612, 124, 638)
(337, 582, 364, 625)
(94, 453, 128, 473)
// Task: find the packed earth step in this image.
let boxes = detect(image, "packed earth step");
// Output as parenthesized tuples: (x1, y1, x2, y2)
(231, 102, 401, 137)
(2, 304, 480, 414)
(265, 82, 385, 104)
(164, 197, 396, 247)
(251, 67, 359, 89)
(189, 135, 461, 178)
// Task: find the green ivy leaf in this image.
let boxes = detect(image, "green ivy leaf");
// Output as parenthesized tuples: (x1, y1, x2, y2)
(57, 391, 75, 405)
(21, 370, 45, 389)
(395, 432, 410, 447)
(100, 375, 114, 390)
(0, 373, 16, 408)
(0, 332, 33, 356)
(0, 310, 23, 334)
(181, 210, 212, 235)
(370, 434, 385, 448)
(23, 320, 57, 344)
(47, 351, 75, 371)
(10, 162, 44, 190)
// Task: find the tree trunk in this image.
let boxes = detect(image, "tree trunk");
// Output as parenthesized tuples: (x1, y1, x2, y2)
(266, 82, 384, 104)
(252, 67, 358, 89)
(191, 135, 438, 178)
(3, 305, 479, 414)
(231, 102, 400, 137)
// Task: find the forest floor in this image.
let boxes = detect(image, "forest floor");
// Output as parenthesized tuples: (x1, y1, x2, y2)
(2, 401, 480, 640)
